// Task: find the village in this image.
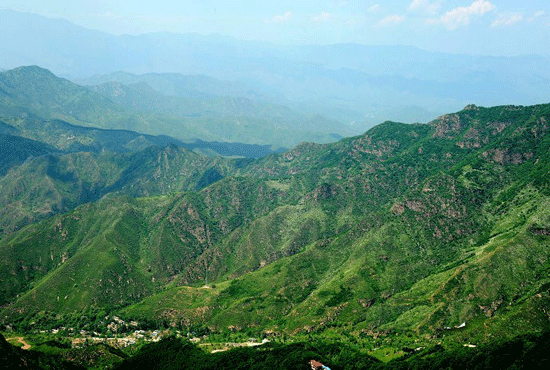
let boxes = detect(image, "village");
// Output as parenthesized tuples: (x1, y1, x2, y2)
(10, 315, 273, 353)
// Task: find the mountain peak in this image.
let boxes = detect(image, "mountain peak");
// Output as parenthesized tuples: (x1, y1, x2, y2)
(463, 103, 479, 111)
(5, 65, 56, 76)
(1, 65, 62, 85)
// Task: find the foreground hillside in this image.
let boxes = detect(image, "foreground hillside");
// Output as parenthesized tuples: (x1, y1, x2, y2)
(1, 103, 550, 347)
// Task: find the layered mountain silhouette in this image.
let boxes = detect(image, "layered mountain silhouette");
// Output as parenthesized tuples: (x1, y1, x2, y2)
(3, 9, 550, 130)
(0, 66, 346, 149)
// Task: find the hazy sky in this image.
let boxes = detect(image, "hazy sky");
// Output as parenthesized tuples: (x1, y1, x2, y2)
(2, 0, 549, 55)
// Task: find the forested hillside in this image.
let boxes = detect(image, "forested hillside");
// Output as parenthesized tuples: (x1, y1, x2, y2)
(1, 103, 549, 347)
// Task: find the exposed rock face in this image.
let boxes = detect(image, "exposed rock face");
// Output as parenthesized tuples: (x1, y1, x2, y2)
(430, 114, 463, 139)
(482, 148, 533, 165)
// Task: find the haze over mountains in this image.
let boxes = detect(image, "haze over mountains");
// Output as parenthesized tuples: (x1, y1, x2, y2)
(0, 65, 345, 149)
(2, 9, 550, 131)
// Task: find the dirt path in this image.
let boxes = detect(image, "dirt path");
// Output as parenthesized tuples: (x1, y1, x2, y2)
(13, 337, 32, 350)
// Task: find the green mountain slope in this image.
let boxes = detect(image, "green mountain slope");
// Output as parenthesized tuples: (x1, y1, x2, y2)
(0, 114, 274, 233)
(0, 114, 277, 157)
(1, 103, 550, 344)
(121, 104, 550, 338)
(0, 66, 128, 127)
(0, 145, 240, 234)
(0, 133, 58, 175)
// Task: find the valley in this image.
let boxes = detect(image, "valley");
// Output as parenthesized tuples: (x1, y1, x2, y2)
(1, 67, 550, 368)
(2, 3, 550, 367)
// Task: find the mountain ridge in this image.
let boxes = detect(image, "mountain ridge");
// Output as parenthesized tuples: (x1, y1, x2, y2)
(0, 66, 347, 149)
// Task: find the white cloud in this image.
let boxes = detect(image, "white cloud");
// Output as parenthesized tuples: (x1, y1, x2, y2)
(271, 11, 292, 23)
(491, 13, 523, 27)
(374, 14, 405, 27)
(429, 0, 495, 30)
(409, 0, 426, 10)
(312, 11, 333, 23)
(408, 0, 441, 14)
(527, 10, 546, 22)
(367, 4, 381, 13)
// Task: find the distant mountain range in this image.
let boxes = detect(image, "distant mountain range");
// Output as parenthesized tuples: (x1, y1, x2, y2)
(2, 9, 550, 129)
(0, 66, 346, 149)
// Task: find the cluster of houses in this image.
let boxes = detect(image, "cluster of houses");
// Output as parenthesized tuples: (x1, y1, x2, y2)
(71, 329, 163, 348)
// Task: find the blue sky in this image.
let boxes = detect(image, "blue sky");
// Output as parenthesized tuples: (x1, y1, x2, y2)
(2, 0, 549, 55)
